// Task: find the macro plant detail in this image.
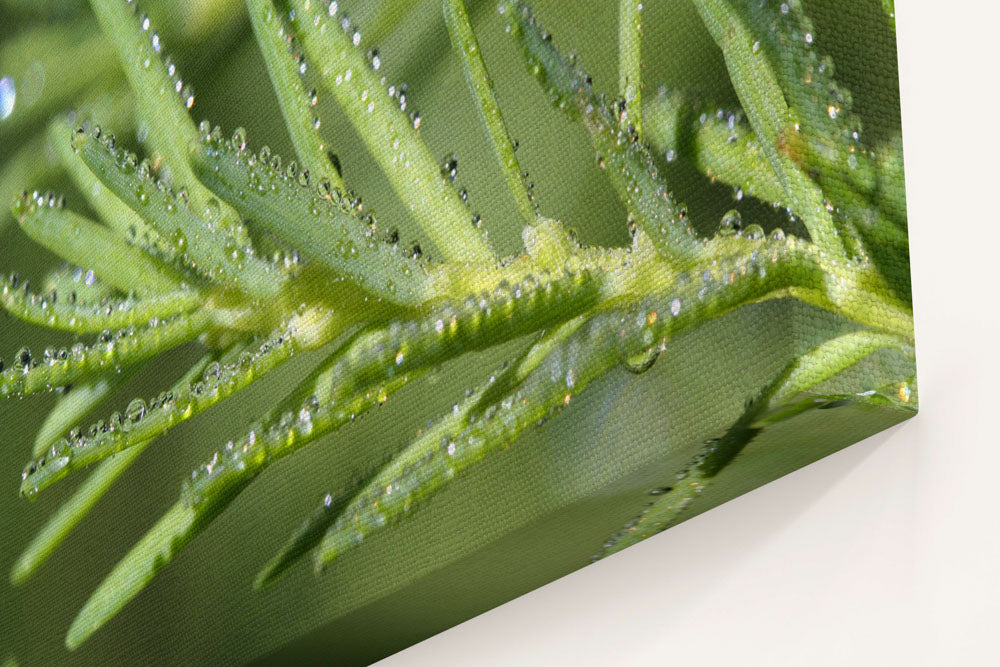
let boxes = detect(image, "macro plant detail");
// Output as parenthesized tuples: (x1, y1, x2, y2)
(1, 0, 914, 656)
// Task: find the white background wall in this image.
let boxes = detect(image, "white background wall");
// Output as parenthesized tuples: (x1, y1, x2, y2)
(381, 1, 1000, 664)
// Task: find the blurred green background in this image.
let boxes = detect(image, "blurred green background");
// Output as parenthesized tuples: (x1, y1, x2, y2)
(0, 1, 907, 663)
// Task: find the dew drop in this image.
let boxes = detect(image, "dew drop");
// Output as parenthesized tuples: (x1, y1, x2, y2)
(232, 126, 247, 151)
(203, 361, 221, 382)
(0, 76, 15, 121)
(624, 346, 660, 374)
(719, 209, 742, 235)
(441, 154, 458, 183)
(318, 178, 333, 199)
(898, 382, 911, 403)
(203, 198, 221, 223)
(125, 398, 148, 423)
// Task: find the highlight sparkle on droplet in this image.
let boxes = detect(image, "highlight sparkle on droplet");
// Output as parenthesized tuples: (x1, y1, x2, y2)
(0, 76, 15, 121)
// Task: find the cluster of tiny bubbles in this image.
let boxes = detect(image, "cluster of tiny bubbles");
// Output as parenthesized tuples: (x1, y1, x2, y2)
(83, 122, 260, 267)
(324, 3, 425, 128)
(24, 328, 301, 494)
(384, 80, 408, 113)
(134, 8, 195, 109)
(1, 270, 153, 326)
(272, 11, 322, 127)
(182, 363, 341, 506)
(11, 189, 67, 220)
(5, 315, 150, 404)
(205, 127, 431, 270)
(502, 1, 596, 119)
(580, 92, 699, 244)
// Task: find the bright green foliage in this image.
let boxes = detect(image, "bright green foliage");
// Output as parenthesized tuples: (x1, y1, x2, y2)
(11, 353, 214, 585)
(1, 0, 915, 652)
(286, 0, 496, 264)
(13, 193, 185, 295)
(0, 276, 201, 334)
(73, 129, 286, 299)
(190, 129, 429, 305)
(644, 92, 786, 207)
(501, 1, 704, 266)
(443, 0, 537, 225)
(245, 0, 344, 190)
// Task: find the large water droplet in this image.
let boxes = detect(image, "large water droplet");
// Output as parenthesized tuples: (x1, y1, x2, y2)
(232, 127, 247, 151)
(719, 209, 742, 236)
(624, 346, 660, 374)
(0, 76, 15, 121)
(125, 398, 148, 423)
(203, 361, 221, 382)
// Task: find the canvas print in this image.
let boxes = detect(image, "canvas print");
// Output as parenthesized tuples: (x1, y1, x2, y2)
(0, 0, 914, 663)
